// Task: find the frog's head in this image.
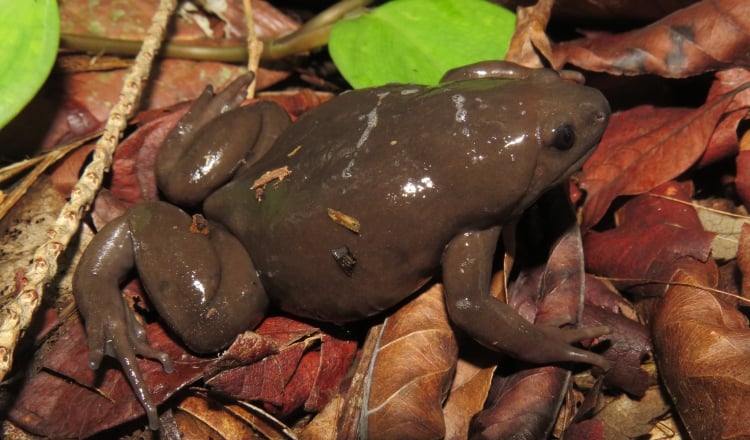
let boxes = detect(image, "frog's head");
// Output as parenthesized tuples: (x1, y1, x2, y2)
(514, 70, 610, 215)
(439, 61, 610, 219)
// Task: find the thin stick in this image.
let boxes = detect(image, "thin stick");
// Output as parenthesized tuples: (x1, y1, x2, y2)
(0, 0, 178, 382)
(242, 0, 263, 99)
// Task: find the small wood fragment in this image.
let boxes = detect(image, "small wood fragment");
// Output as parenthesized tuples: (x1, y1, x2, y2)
(251, 166, 291, 201)
(287, 145, 302, 157)
(327, 208, 361, 233)
(189, 214, 210, 235)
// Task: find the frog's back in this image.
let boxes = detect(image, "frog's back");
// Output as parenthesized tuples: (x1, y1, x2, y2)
(204, 74, 608, 322)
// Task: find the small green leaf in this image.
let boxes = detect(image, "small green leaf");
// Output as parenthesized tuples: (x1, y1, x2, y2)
(0, 0, 60, 129)
(329, 0, 514, 88)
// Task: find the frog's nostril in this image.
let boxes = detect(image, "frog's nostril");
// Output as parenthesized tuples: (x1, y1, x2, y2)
(594, 111, 608, 124)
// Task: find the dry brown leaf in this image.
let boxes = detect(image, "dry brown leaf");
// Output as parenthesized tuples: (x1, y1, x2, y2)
(174, 392, 293, 439)
(364, 284, 458, 440)
(737, 223, 750, 298)
(652, 259, 750, 439)
(595, 386, 671, 438)
(552, 0, 750, 78)
(0, 177, 67, 308)
(442, 359, 495, 440)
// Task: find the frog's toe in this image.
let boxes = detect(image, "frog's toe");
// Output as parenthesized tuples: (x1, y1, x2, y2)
(531, 324, 611, 371)
(557, 325, 610, 343)
(104, 319, 164, 429)
(83, 326, 106, 370)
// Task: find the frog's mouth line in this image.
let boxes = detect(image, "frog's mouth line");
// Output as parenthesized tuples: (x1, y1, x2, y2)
(552, 144, 598, 188)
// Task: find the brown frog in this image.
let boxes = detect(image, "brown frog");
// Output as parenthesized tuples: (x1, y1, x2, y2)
(74, 61, 611, 429)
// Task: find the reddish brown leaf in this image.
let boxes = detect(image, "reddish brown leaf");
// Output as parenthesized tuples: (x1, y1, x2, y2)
(9, 321, 211, 438)
(471, 367, 570, 439)
(203, 330, 280, 377)
(562, 419, 605, 440)
(206, 326, 356, 418)
(581, 306, 653, 397)
(206, 341, 306, 409)
(584, 181, 715, 295)
(305, 334, 358, 412)
(364, 285, 458, 440)
(698, 68, 750, 166)
(254, 316, 321, 347)
(581, 82, 750, 227)
(652, 259, 750, 439)
(551, 0, 750, 78)
(110, 109, 185, 205)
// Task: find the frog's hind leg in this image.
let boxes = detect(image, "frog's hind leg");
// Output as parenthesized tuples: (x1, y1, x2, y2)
(156, 73, 292, 207)
(126, 202, 269, 352)
(74, 201, 269, 429)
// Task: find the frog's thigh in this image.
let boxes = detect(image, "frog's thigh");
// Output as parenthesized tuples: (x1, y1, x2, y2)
(442, 227, 605, 366)
(157, 83, 291, 206)
(130, 202, 269, 353)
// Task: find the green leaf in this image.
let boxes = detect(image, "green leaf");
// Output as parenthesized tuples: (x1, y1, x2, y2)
(0, 0, 60, 130)
(329, 0, 515, 88)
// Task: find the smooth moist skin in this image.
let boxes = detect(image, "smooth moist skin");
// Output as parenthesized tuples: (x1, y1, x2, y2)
(74, 61, 611, 429)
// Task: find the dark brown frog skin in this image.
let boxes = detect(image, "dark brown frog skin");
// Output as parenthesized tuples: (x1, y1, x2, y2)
(74, 61, 611, 429)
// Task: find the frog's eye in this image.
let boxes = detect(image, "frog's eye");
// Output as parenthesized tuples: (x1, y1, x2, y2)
(551, 123, 576, 151)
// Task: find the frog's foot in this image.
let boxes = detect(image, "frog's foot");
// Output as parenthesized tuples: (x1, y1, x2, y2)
(442, 227, 611, 372)
(531, 323, 611, 371)
(83, 294, 172, 431)
(156, 72, 291, 207)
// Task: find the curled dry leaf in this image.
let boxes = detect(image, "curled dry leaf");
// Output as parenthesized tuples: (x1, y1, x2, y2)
(580, 80, 750, 227)
(551, 0, 750, 78)
(698, 68, 750, 166)
(504, 0, 553, 68)
(652, 258, 750, 440)
(442, 359, 495, 440)
(173, 392, 294, 440)
(364, 284, 458, 440)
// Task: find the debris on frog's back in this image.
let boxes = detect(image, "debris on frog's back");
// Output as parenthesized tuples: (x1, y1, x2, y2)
(251, 166, 292, 201)
(332, 246, 357, 276)
(327, 208, 361, 234)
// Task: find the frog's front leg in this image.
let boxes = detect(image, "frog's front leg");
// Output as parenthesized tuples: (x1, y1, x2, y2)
(442, 227, 610, 370)
(74, 202, 269, 429)
(156, 72, 292, 206)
